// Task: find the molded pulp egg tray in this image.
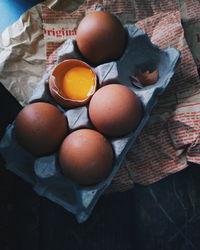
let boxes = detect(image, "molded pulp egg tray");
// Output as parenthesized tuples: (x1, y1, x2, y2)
(0, 25, 180, 223)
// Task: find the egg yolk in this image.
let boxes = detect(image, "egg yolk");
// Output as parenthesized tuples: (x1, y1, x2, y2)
(62, 66, 95, 100)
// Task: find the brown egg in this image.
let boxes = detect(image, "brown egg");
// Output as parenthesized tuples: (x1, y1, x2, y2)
(14, 102, 68, 156)
(89, 84, 142, 137)
(59, 129, 114, 186)
(76, 11, 126, 66)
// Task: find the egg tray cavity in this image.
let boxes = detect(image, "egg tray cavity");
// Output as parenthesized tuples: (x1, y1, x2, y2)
(0, 25, 180, 223)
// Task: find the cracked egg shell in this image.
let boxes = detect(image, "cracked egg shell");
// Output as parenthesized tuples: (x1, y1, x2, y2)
(136, 68, 159, 86)
(59, 129, 114, 186)
(49, 59, 97, 108)
(14, 102, 68, 156)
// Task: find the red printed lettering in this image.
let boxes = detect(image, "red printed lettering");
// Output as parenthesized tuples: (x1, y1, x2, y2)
(43, 28, 77, 38)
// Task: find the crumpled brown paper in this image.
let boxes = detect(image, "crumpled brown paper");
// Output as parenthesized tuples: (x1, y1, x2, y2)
(0, 3, 45, 105)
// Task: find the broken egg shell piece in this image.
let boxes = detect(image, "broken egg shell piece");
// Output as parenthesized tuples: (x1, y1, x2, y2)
(135, 68, 159, 87)
(49, 60, 97, 108)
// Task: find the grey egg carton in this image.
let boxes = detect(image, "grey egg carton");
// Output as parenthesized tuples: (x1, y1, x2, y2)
(0, 25, 180, 223)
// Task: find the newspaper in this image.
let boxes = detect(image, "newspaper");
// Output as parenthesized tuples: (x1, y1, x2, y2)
(0, 0, 200, 193)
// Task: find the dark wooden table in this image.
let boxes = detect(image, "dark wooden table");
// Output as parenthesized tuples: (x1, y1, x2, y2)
(1, 83, 200, 250)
